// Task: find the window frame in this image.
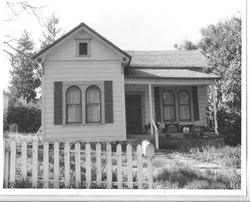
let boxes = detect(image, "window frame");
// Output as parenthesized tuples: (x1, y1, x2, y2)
(178, 90, 192, 121)
(85, 85, 102, 124)
(62, 81, 105, 126)
(162, 90, 176, 121)
(75, 38, 91, 57)
(66, 85, 82, 124)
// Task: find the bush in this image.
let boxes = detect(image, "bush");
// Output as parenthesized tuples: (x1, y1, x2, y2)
(186, 145, 241, 168)
(6, 105, 41, 133)
(217, 109, 241, 146)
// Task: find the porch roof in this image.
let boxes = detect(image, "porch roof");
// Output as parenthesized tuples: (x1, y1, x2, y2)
(126, 50, 207, 68)
(125, 68, 219, 79)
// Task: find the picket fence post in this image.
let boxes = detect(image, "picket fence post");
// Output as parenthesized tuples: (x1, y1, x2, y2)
(75, 142, 81, 188)
(147, 157, 153, 189)
(106, 143, 112, 189)
(54, 141, 60, 188)
(4, 142, 10, 188)
(10, 140, 16, 186)
(32, 141, 38, 188)
(21, 141, 27, 180)
(96, 143, 102, 187)
(116, 144, 122, 189)
(136, 145, 143, 189)
(64, 142, 70, 188)
(85, 143, 91, 188)
(43, 141, 49, 188)
(126, 144, 133, 188)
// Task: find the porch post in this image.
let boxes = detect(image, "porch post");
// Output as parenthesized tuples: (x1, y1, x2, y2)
(148, 84, 153, 135)
(212, 82, 218, 135)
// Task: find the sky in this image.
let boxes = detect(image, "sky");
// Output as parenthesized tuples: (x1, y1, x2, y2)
(0, 0, 244, 91)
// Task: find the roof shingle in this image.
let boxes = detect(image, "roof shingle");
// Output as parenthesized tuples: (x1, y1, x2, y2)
(126, 68, 219, 79)
(126, 50, 207, 68)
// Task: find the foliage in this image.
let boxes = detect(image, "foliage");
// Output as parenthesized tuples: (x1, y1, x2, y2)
(198, 17, 241, 145)
(199, 17, 241, 113)
(7, 13, 62, 104)
(183, 145, 241, 169)
(40, 13, 62, 49)
(6, 98, 41, 133)
(5, 14, 62, 132)
(174, 40, 198, 50)
(8, 31, 41, 103)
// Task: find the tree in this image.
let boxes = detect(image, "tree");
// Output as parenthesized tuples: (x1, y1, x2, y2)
(174, 40, 198, 50)
(198, 17, 241, 145)
(40, 13, 62, 49)
(199, 17, 241, 113)
(8, 31, 41, 103)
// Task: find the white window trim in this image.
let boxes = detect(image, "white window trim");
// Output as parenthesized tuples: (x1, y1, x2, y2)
(62, 81, 105, 126)
(75, 38, 91, 57)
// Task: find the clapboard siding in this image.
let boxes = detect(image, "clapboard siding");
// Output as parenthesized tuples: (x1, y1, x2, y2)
(44, 60, 125, 142)
(43, 28, 126, 142)
(46, 30, 119, 61)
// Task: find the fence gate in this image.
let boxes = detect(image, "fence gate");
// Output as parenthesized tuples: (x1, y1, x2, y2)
(4, 140, 154, 189)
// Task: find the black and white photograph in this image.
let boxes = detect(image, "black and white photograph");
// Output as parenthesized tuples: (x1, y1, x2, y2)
(0, 0, 248, 201)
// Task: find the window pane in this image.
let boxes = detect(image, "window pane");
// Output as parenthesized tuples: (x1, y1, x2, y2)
(87, 104, 101, 122)
(79, 43, 88, 55)
(67, 86, 81, 104)
(163, 106, 175, 121)
(67, 105, 81, 123)
(179, 106, 191, 120)
(163, 91, 175, 105)
(179, 91, 190, 104)
(86, 86, 101, 104)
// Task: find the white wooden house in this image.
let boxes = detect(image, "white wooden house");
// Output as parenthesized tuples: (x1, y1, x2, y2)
(33, 22, 219, 147)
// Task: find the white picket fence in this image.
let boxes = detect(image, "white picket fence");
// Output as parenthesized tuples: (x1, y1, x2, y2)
(4, 140, 154, 189)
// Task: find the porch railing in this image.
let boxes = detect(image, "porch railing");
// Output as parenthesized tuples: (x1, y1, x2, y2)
(151, 118, 159, 149)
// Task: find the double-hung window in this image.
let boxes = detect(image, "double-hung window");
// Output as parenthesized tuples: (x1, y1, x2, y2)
(65, 84, 102, 125)
(66, 86, 82, 124)
(162, 91, 176, 121)
(178, 90, 191, 121)
(86, 85, 101, 123)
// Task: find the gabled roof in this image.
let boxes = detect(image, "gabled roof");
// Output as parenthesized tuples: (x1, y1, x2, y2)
(32, 22, 131, 60)
(126, 68, 219, 79)
(127, 50, 207, 68)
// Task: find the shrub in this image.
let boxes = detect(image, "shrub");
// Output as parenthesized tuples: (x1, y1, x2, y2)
(217, 109, 241, 146)
(6, 105, 41, 133)
(185, 145, 241, 168)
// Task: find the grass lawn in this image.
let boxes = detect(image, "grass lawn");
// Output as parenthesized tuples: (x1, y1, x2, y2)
(152, 145, 241, 189)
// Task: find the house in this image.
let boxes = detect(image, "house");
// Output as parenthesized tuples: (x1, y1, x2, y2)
(33, 23, 219, 148)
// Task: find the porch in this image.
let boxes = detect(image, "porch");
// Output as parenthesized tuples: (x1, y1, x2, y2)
(125, 79, 219, 149)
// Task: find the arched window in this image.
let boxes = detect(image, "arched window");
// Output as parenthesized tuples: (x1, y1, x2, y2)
(66, 86, 82, 124)
(86, 85, 101, 123)
(162, 91, 176, 121)
(178, 90, 191, 121)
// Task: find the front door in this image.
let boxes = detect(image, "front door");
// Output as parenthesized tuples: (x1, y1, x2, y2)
(125, 95, 143, 134)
